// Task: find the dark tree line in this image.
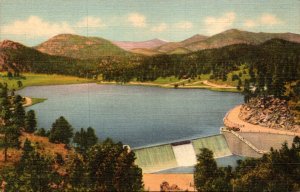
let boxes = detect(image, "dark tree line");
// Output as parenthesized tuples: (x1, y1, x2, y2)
(101, 39, 300, 101)
(3, 39, 299, 89)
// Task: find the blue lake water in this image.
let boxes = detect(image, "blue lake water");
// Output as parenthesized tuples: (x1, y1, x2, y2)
(18, 83, 243, 147)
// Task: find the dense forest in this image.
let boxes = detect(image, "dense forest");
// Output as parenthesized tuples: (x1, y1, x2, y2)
(102, 39, 299, 82)
(2, 39, 299, 84)
(103, 39, 300, 101)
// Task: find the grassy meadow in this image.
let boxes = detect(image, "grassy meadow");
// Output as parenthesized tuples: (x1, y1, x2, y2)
(0, 73, 95, 90)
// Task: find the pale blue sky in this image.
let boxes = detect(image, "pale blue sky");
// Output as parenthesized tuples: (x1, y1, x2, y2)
(0, 0, 299, 46)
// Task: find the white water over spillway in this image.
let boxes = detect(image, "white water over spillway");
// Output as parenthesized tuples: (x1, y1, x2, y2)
(133, 134, 234, 173)
(172, 143, 197, 166)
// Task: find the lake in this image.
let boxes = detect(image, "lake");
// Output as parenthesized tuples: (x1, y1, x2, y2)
(18, 83, 243, 147)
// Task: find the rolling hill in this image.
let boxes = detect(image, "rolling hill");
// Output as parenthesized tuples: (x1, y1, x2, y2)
(0, 40, 90, 76)
(186, 29, 300, 51)
(35, 34, 130, 60)
(155, 29, 300, 53)
(155, 34, 208, 53)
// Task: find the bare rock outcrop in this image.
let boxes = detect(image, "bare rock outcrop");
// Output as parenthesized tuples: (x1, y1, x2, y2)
(240, 96, 300, 132)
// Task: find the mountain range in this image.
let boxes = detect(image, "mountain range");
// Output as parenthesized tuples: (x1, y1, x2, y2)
(32, 29, 300, 58)
(1, 29, 300, 72)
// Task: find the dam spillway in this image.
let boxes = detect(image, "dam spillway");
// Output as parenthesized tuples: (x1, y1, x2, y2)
(133, 134, 232, 173)
(133, 144, 178, 173)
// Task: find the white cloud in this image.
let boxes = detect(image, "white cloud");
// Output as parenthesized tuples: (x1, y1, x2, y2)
(76, 16, 106, 28)
(128, 13, 146, 27)
(151, 23, 167, 32)
(243, 13, 283, 28)
(204, 12, 236, 35)
(2, 16, 75, 38)
(175, 21, 193, 30)
(244, 19, 257, 28)
(260, 13, 282, 25)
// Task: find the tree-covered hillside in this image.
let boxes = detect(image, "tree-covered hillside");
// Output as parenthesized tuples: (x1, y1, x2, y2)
(1, 39, 299, 100)
(35, 34, 130, 59)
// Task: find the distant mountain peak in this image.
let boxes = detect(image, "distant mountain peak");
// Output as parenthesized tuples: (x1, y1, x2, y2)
(181, 34, 208, 44)
(222, 28, 244, 34)
(112, 39, 168, 51)
(35, 34, 128, 59)
(0, 40, 25, 50)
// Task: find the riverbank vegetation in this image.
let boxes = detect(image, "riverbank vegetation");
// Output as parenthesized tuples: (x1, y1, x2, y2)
(194, 137, 300, 192)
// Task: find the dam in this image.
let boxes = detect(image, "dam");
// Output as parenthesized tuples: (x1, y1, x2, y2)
(133, 127, 297, 173)
(133, 134, 232, 173)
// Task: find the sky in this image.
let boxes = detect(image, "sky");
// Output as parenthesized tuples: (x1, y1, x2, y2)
(0, 0, 299, 46)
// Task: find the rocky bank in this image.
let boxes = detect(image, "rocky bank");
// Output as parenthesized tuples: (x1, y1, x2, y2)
(240, 96, 300, 132)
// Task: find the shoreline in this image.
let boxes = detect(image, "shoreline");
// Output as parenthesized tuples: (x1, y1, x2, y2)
(98, 80, 240, 93)
(23, 97, 32, 107)
(23, 97, 47, 107)
(224, 105, 300, 136)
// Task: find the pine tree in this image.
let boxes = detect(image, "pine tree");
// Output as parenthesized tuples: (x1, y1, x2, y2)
(243, 79, 251, 103)
(13, 103, 26, 127)
(86, 139, 143, 191)
(49, 116, 73, 144)
(68, 156, 87, 189)
(0, 125, 21, 161)
(73, 127, 98, 154)
(16, 145, 58, 192)
(25, 110, 37, 133)
(194, 148, 218, 192)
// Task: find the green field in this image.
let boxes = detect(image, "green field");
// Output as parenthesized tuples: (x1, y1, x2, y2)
(0, 73, 95, 90)
(0, 73, 240, 95)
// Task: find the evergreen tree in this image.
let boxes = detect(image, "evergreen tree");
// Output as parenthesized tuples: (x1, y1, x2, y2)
(35, 128, 47, 137)
(0, 125, 21, 161)
(13, 95, 23, 104)
(49, 116, 73, 144)
(243, 79, 251, 103)
(73, 127, 98, 153)
(194, 148, 218, 192)
(86, 127, 98, 148)
(17, 80, 23, 88)
(67, 155, 87, 190)
(86, 139, 143, 191)
(13, 142, 59, 192)
(25, 110, 37, 133)
(13, 102, 26, 127)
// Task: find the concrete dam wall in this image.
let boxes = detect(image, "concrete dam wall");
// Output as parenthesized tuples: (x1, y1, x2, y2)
(133, 134, 232, 173)
(221, 128, 297, 158)
(134, 129, 297, 173)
